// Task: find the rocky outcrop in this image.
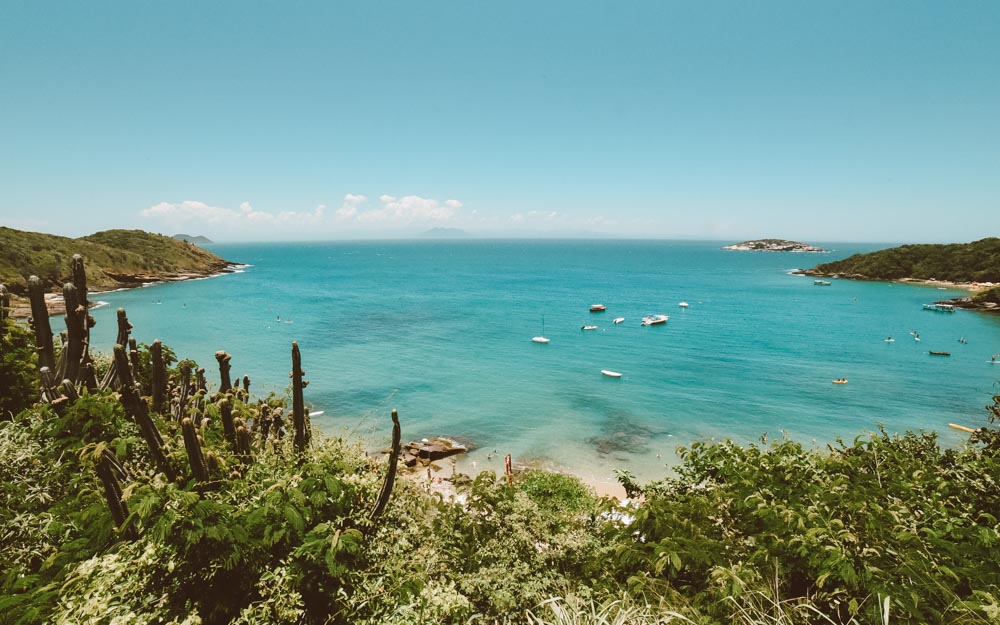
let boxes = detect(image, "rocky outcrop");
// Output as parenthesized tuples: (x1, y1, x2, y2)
(399, 437, 470, 467)
(936, 296, 1000, 313)
(724, 239, 827, 253)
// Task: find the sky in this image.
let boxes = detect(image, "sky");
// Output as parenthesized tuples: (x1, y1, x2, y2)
(1, 1, 998, 243)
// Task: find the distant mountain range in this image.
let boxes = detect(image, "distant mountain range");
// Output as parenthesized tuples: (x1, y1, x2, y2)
(173, 233, 213, 244)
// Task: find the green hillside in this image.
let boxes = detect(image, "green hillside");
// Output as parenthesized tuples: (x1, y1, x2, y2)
(0, 227, 230, 294)
(805, 237, 1000, 282)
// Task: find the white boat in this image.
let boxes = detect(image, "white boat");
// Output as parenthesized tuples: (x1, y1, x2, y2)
(589, 304, 606, 312)
(678, 301, 689, 308)
(814, 280, 832, 286)
(923, 303, 955, 312)
(581, 325, 598, 331)
(613, 317, 625, 324)
(884, 337, 895, 343)
(601, 369, 622, 378)
(641, 314, 669, 326)
(532, 316, 549, 343)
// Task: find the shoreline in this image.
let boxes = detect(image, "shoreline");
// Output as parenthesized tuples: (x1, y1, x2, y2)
(400, 454, 629, 502)
(6, 263, 248, 319)
(793, 270, 992, 293)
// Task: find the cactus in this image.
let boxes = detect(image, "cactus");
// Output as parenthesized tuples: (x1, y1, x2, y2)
(100, 308, 134, 390)
(181, 417, 209, 483)
(369, 409, 401, 522)
(290, 342, 309, 453)
(242, 375, 250, 400)
(219, 396, 236, 448)
(70, 254, 92, 317)
(173, 361, 192, 422)
(96, 451, 136, 539)
(234, 418, 253, 464)
(114, 344, 176, 482)
(27, 276, 55, 371)
(61, 283, 86, 384)
(215, 351, 233, 393)
(70, 254, 95, 356)
(127, 338, 142, 390)
(81, 359, 99, 392)
(151, 340, 166, 413)
(38, 366, 61, 405)
(195, 367, 207, 393)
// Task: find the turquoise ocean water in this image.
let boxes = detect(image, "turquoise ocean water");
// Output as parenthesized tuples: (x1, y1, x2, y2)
(87, 241, 1000, 485)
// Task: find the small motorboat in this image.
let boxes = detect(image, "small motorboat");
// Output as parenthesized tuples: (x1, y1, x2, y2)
(884, 337, 895, 343)
(814, 280, 832, 286)
(589, 304, 606, 312)
(601, 369, 623, 378)
(958, 337, 967, 344)
(581, 325, 598, 331)
(613, 317, 625, 324)
(678, 301, 689, 308)
(832, 378, 848, 384)
(641, 314, 669, 326)
(929, 351, 951, 356)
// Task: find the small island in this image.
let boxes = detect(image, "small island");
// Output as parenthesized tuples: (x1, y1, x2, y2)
(723, 239, 827, 253)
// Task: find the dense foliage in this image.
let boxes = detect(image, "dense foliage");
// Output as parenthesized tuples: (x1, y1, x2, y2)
(0, 227, 229, 293)
(614, 428, 1000, 624)
(0, 319, 36, 418)
(809, 237, 1000, 282)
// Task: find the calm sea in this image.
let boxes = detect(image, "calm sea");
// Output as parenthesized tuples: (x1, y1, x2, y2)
(87, 240, 1000, 484)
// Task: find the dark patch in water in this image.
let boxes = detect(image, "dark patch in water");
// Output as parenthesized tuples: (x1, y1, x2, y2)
(586, 412, 668, 456)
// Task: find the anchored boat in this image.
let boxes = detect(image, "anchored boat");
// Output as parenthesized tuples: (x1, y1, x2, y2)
(641, 314, 669, 326)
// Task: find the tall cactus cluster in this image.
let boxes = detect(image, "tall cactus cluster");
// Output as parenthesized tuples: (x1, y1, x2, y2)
(13, 254, 402, 534)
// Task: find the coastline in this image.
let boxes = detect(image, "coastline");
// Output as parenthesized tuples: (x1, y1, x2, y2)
(7, 263, 248, 319)
(793, 269, 991, 292)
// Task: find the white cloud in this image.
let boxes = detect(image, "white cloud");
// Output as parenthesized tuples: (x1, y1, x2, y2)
(338, 194, 464, 224)
(336, 194, 366, 220)
(143, 200, 236, 224)
(509, 210, 560, 223)
(143, 193, 464, 233)
(143, 200, 327, 228)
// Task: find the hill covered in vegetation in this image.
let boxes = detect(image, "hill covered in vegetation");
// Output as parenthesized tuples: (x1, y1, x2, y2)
(800, 237, 1000, 283)
(0, 227, 231, 295)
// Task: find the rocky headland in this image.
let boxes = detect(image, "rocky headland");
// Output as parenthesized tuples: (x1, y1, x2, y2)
(723, 239, 827, 253)
(1, 227, 235, 318)
(795, 238, 1000, 313)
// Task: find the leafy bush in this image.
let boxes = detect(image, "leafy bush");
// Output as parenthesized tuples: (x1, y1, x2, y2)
(0, 320, 37, 418)
(614, 429, 1000, 624)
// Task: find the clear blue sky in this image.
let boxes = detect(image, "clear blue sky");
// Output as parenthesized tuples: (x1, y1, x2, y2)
(1, 1, 998, 242)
